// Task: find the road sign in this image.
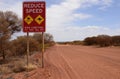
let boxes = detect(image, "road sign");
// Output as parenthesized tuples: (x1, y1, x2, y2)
(23, 1, 46, 32)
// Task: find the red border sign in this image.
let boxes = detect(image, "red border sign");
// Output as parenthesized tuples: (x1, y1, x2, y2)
(23, 1, 46, 32)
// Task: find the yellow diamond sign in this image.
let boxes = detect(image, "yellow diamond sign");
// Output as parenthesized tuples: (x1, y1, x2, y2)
(24, 15, 33, 25)
(35, 15, 44, 25)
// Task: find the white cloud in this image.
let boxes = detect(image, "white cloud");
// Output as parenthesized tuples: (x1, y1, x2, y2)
(81, 0, 113, 9)
(46, 0, 94, 31)
(73, 13, 93, 20)
(99, 0, 113, 10)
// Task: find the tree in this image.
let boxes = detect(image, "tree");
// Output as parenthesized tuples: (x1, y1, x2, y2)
(33, 33, 42, 44)
(33, 33, 54, 44)
(44, 33, 54, 43)
(84, 37, 97, 45)
(10, 36, 40, 56)
(84, 35, 112, 47)
(112, 36, 120, 46)
(97, 35, 112, 47)
(0, 11, 21, 60)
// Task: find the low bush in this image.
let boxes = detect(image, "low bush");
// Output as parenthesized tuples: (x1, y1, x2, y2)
(24, 63, 37, 71)
(84, 35, 120, 47)
(12, 61, 26, 73)
(0, 66, 11, 74)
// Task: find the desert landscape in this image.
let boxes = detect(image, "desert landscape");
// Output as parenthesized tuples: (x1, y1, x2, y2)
(1, 44, 120, 79)
(0, 0, 120, 79)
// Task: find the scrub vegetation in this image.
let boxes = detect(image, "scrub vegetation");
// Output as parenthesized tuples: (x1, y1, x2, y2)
(0, 11, 55, 74)
(58, 35, 120, 47)
(84, 35, 120, 47)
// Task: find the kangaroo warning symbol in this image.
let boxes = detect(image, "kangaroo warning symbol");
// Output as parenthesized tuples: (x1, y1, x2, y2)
(35, 15, 44, 25)
(24, 15, 33, 25)
(23, 1, 46, 32)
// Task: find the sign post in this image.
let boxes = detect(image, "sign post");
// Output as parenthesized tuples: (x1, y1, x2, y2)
(42, 32, 44, 68)
(23, 1, 46, 68)
(27, 32, 29, 69)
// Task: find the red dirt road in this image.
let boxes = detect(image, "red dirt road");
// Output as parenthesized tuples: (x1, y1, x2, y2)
(45, 45, 120, 79)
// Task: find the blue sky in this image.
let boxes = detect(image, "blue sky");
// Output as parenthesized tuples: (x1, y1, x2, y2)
(0, 0, 120, 41)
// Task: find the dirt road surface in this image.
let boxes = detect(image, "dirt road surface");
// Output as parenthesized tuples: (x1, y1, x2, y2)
(45, 45, 120, 79)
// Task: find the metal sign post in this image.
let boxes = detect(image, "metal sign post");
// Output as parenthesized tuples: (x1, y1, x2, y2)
(27, 32, 29, 69)
(0, 33, 3, 59)
(41, 32, 44, 68)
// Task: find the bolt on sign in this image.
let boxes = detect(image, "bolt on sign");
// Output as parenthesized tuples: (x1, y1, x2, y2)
(23, 1, 46, 32)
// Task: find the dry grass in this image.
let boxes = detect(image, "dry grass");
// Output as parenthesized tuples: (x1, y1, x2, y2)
(12, 59, 37, 73)
(12, 61, 26, 73)
(24, 63, 37, 71)
(0, 66, 11, 74)
(0, 55, 39, 75)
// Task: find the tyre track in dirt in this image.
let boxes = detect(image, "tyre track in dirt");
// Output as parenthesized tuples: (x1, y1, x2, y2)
(45, 45, 78, 79)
